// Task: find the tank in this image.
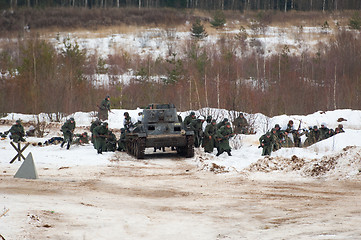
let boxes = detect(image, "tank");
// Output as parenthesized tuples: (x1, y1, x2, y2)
(125, 103, 194, 159)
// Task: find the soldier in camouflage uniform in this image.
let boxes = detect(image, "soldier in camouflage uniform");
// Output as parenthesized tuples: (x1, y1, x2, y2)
(215, 122, 234, 156)
(98, 95, 111, 121)
(319, 123, 330, 140)
(259, 132, 273, 156)
(61, 117, 75, 149)
(270, 128, 281, 151)
(304, 126, 320, 147)
(9, 120, 26, 143)
(203, 119, 217, 153)
(334, 124, 345, 134)
(280, 130, 294, 148)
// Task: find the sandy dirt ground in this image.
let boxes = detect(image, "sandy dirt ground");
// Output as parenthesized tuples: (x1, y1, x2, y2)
(1, 151, 361, 240)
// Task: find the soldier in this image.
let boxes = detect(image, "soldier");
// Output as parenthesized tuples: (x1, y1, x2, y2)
(306, 126, 320, 146)
(136, 112, 143, 124)
(9, 120, 26, 143)
(270, 128, 281, 151)
(336, 124, 345, 133)
(98, 95, 111, 121)
(117, 128, 127, 152)
(123, 112, 134, 132)
(206, 115, 212, 124)
(334, 124, 345, 134)
(327, 128, 335, 138)
(26, 125, 36, 137)
(203, 115, 212, 131)
(303, 127, 313, 147)
(74, 132, 89, 145)
(233, 113, 249, 134)
(203, 119, 217, 153)
(217, 118, 229, 129)
(280, 130, 294, 148)
(286, 120, 302, 147)
(189, 116, 205, 148)
(183, 111, 196, 127)
(90, 119, 101, 148)
(215, 122, 234, 156)
(93, 122, 109, 154)
(106, 130, 117, 152)
(44, 137, 64, 145)
(319, 123, 330, 140)
(259, 132, 273, 156)
(61, 117, 75, 149)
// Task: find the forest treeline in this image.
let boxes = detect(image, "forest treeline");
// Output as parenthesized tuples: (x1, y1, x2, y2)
(2, 0, 361, 11)
(1, 26, 361, 116)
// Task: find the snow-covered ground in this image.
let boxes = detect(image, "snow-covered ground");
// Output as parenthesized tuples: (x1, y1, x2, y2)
(1, 108, 361, 240)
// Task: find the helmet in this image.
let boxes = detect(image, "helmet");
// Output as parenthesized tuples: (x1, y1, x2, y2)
(224, 118, 228, 122)
(106, 95, 110, 99)
(275, 124, 280, 129)
(239, 112, 244, 116)
(16, 119, 21, 124)
(338, 124, 343, 128)
(321, 122, 326, 127)
(211, 119, 217, 123)
(207, 115, 212, 120)
(103, 122, 108, 126)
(288, 120, 293, 124)
(271, 128, 276, 132)
(313, 125, 318, 129)
(190, 111, 195, 116)
(124, 112, 129, 117)
(70, 117, 75, 121)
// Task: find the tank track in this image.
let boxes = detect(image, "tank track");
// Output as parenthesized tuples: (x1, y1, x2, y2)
(177, 135, 194, 158)
(185, 135, 194, 158)
(126, 137, 145, 159)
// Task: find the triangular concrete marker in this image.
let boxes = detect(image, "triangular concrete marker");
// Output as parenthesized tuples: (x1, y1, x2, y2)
(14, 152, 39, 179)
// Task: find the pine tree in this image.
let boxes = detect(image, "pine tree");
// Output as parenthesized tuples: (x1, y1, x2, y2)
(210, 10, 226, 28)
(190, 19, 208, 40)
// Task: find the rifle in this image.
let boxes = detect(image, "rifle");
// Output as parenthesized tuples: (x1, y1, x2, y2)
(216, 133, 235, 142)
(297, 120, 302, 131)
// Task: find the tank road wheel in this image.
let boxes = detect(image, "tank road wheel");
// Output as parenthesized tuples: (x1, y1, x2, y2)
(185, 135, 194, 158)
(135, 137, 145, 159)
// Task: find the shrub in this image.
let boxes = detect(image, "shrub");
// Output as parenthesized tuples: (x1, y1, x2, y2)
(349, 12, 361, 30)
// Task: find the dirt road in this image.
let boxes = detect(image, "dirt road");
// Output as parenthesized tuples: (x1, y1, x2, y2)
(1, 151, 361, 240)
